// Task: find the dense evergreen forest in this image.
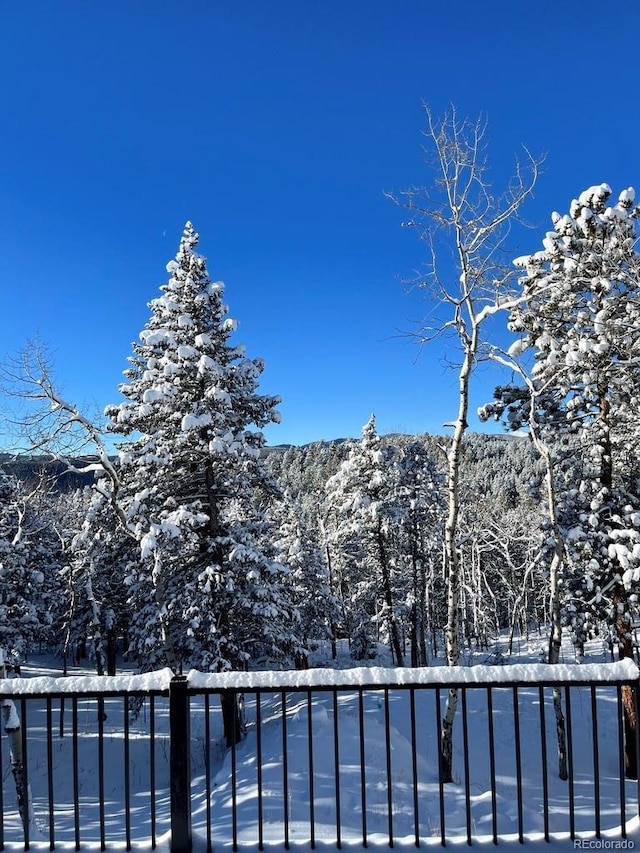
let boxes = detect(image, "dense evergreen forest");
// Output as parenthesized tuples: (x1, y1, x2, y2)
(0, 426, 614, 673)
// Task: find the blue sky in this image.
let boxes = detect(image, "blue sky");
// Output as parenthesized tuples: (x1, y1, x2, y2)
(2, 1, 639, 447)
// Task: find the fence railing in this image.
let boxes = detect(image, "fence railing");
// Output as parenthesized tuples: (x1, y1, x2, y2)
(0, 660, 639, 851)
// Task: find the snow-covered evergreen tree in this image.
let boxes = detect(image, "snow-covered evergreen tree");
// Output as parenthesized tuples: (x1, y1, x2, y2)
(0, 471, 58, 664)
(270, 493, 339, 662)
(482, 185, 640, 775)
(488, 185, 640, 644)
(325, 415, 405, 665)
(58, 487, 135, 675)
(105, 223, 299, 674)
(393, 438, 443, 665)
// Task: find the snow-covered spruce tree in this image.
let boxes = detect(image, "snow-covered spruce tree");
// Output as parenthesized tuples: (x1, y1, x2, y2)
(483, 184, 640, 777)
(264, 440, 356, 659)
(395, 437, 443, 666)
(270, 493, 340, 663)
(0, 471, 58, 664)
(105, 224, 300, 701)
(325, 415, 406, 665)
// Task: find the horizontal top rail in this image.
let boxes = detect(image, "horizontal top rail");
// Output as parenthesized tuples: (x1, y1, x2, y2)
(0, 660, 637, 699)
(0, 667, 174, 698)
(186, 658, 640, 692)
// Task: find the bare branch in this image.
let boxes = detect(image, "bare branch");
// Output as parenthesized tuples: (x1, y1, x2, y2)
(0, 341, 134, 539)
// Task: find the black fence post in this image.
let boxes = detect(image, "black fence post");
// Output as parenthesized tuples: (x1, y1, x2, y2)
(170, 676, 192, 853)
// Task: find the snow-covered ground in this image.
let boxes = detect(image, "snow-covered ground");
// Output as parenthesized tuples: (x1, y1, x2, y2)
(2, 635, 640, 852)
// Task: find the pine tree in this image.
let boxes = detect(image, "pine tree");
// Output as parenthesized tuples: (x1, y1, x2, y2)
(270, 493, 339, 663)
(325, 415, 405, 665)
(395, 438, 443, 666)
(105, 223, 298, 679)
(484, 184, 640, 776)
(489, 185, 640, 641)
(0, 471, 58, 664)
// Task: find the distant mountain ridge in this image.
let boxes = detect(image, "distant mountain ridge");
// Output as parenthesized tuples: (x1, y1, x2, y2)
(0, 453, 97, 491)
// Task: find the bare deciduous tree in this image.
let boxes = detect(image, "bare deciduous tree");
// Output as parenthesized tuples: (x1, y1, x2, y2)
(0, 342, 131, 535)
(388, 104, 539, 782)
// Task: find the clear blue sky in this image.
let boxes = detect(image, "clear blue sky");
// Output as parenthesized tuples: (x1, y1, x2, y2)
(2, 1, 639, 447)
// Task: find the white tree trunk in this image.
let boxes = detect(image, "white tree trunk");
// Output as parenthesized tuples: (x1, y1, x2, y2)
(440, 320, 477, 783)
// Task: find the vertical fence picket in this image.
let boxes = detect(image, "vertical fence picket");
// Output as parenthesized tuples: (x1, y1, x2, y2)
(231, 692, 238, 853)
(539, 685, 549, 842)
(461, 687, 471, 846)
(124, 696, 131, 850)
(281, 691, 289, 850)
(434, 687, 445, 845)
(256, 693, 263, 851)
(72, 697, 79, 851)
(383, 688, 393, 847)
(487, 687, 497, 845)
(204, 695, 211, 853)
(409, 687, 419, 848)
(617, 685, 627, 834)
(513, 686, 523, 844)
(332, 689, 342, 849)
(358, 688, 367, 848)
(307, 691, 315, 849)
(19, 699, 29, 851)
(591, 685, 600, 838)
(46, 698, 54, 851)
(150, 694, 157, 851)
(565, 686, 575, 839)
(98, 698, 105, 851)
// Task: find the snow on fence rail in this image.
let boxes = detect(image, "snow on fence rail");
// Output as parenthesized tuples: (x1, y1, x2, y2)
(186, 657, 640, 689)
(0, 662, 639, 852)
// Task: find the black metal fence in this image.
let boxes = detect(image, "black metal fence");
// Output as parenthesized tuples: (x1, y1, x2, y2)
(0, 676, 172, 851)
(1, 663, 639, 851)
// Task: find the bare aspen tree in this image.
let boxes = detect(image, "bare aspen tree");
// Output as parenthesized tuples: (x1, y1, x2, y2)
(389, 105, 539, 782)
